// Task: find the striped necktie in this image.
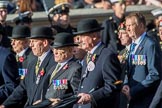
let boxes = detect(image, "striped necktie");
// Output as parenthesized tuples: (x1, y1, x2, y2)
(50, 63, 61, 83)
(86, 53, 92, 64)
(35, 59, 41, 75)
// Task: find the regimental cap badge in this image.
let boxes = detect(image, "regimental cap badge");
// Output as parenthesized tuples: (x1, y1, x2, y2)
(62, 4, 65, 10)
(118, 22, 126, 30)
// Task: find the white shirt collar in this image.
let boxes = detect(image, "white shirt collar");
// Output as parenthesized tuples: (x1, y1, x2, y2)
(89, 42, 101, 54)
(17, 48, 28, 57)
(133, 32, 146, 45)
(132, 32, 146, 54)
(38, 50, 51, 66)
(57, 57, 73, 71)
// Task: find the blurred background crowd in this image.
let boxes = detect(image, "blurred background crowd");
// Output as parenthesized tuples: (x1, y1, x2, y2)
(6, 0, 162, 14)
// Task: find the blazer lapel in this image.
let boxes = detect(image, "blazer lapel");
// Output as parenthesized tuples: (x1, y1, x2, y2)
(135, 35, 147, 54)
(81, 44, 105, 81)
(22, 48, 31, 68)
(48, 58, 74, 86)
(30, 50, 53, 103)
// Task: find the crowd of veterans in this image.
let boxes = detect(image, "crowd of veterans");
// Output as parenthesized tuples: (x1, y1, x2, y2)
(0, 0, 162, 108)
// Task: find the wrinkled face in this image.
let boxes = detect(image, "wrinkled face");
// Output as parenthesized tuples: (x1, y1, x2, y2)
(53, 13, 70, 27)
(11, 39, 28, 53)
(159, 26, 162, 40)
(0, 8, 7, 22)
(79, 33, 94, 51)
(73, 35, 87, 60)
(125, 17, 141, 40)
(112, 2, 126, 17)
(29, 39, 45, 56)
(53, 47, 73, 63)
(118, 29, 131, 46)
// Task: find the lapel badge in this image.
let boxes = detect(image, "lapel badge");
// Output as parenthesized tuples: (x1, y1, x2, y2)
(87, 61, 95, 71)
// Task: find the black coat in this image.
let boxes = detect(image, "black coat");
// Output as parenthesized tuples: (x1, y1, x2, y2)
(24, 58, 82, 108)
(0, 24, 13, 49)
(42, 58, 81, 100)
(101, 14, 125, 53)
(0, 46, 19, 104)
(74, 43, 122, 108)
(2, 50, 56, 108)
(17, 48, 36, 69)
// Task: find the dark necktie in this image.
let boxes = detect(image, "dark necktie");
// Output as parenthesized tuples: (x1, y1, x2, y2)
(130, 43, 136, 54)
(128, 43, 137, 68)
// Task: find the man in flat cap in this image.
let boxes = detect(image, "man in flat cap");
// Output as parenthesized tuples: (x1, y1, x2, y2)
(0, 19, 19, 105)
(73, 18, 122, 108)
(9, 25, 35, 80)
(32, 32, 81, 108)
(48, 2, 76, 33)
(101, 0, 126, 53)
(0, 0, 12, 48)
(0, 26, 56, 108)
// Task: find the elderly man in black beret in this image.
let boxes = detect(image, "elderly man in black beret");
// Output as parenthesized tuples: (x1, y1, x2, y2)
(9, 25, 35, 80)
(48, 2, 76, 33)
(73, 18, 122, 108)
(0, 26, 56, 108)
